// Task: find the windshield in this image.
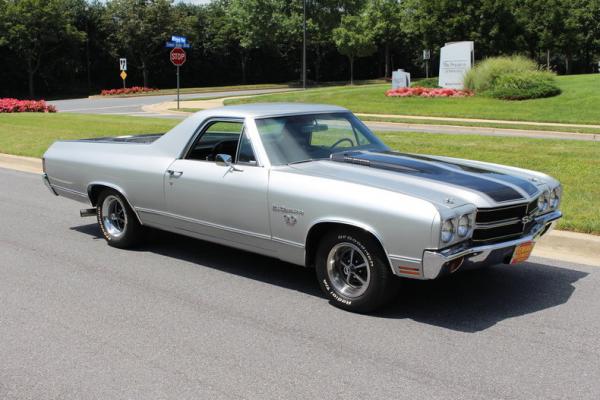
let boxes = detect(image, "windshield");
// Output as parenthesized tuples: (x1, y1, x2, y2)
(254, 112, 389, 165)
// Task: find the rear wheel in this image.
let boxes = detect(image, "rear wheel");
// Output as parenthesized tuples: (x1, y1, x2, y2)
(96, 189, 142, 248)
(315, 229, 398, 313)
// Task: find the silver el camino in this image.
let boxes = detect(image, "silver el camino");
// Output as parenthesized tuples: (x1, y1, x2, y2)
(42, 104, 562, 312)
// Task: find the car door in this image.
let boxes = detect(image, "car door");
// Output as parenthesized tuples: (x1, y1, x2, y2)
(164, 119, 272, 252)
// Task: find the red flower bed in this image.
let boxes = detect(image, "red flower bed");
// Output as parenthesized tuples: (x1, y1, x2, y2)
(100, 86, 158, 96)
(385, 87, 473, 98)
(0, 98, 57, 113)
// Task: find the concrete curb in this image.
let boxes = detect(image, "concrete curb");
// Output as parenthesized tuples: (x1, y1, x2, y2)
(1, 152, 597, 267)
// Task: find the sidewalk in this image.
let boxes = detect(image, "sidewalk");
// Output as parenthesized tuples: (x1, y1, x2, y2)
(2, 152, 597, 267)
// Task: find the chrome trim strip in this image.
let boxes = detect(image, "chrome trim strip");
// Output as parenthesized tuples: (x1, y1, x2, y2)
(475, 218, 521, 229)
(42, 174, 58, 196)
(52, 184, 88, 198)
(135, 207, 271, 241)
(389, 254, 422, 263)
(422, 210, 561, 280)
(272, 237, 304, 249)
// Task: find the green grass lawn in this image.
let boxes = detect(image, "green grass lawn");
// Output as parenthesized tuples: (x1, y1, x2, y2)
(360, 116, 600, 135)
(226, 74, 600, 125)
(0, 113, 177, 158)
(0, 112, 597, 234)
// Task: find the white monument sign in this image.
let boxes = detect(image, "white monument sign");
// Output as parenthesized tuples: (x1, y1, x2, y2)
(438, 41, 474, 89)
(392, 69, 411, 89)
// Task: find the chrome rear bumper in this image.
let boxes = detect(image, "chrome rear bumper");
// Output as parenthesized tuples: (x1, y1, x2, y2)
(422, 210, 562, 279)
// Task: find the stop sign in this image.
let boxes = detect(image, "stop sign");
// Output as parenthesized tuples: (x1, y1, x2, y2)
(170, 48, 186, 66)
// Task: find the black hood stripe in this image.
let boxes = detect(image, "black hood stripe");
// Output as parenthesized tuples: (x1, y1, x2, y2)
(397, 152, 539, 196)
(330, 151, 529, 202)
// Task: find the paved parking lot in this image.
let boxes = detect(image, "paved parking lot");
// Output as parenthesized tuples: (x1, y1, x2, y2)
(1, 167, 599, 400)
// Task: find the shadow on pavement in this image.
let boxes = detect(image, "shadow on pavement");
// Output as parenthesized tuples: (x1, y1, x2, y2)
(71, 223, 323, 298)
(377, 262, 588, 332)
(72, 223, 588, 332)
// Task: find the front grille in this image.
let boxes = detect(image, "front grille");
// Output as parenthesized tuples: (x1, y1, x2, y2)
(473, 199, 538, 243)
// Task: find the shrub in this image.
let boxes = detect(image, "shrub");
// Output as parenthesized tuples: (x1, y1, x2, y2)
(464, 55, 561, 100)
(486, 71, 561, 100)
(464, 55, 537, 92)
(386, 87, 473, 98)
(100, 86, 158, 96)
(411, 77, 439, 88)
(0, 98, 57, 113)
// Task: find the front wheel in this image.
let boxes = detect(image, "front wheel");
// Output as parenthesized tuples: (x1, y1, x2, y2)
(96, 189, 142, 248)
(315, 229, 398, 313)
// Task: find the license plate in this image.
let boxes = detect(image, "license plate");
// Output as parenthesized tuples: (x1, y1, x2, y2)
(510, 241, 535, 264)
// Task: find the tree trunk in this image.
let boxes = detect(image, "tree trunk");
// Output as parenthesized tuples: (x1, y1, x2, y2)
(27, 58, 35, 98)
(28, 70, 35, 99)
(546, 49, 550, 70)
(565, 53, 572, 74)
(384, 42, 390, 79)
(314, 46, 322, 83)
(241, 54, 247, 84)
(349, 56, 354, 85)
(141, 60, 149, 87)
(86, 34, 91, 93)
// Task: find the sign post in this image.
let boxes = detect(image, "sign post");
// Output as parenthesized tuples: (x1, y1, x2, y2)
(119, 58, 127, 88)
(423, 50, 431, 78)
(170, 47, 187, 109)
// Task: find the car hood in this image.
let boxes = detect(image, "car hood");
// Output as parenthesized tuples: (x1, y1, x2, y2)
(287, 151, 553, 210)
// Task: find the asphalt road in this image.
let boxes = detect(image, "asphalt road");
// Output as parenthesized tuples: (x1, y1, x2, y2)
(48, 88, 296, 118)
(1, 167, 599, 400)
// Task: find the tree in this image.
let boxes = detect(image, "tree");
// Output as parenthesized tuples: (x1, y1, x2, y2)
(102, 0, 196, 87)
(333, 14, 376, 84)
(0, 0, 85, 98)
(364, 0, 402, 78)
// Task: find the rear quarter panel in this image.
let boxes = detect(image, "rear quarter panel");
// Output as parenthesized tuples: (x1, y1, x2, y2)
(43, 141, 174, 213)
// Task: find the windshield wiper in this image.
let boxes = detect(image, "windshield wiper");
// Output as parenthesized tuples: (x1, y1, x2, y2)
(287, 158, 323, 165)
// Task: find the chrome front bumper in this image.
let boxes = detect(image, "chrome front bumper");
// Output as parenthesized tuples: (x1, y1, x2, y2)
(42, 173, 58, 196)
(422, 210, 562, 280)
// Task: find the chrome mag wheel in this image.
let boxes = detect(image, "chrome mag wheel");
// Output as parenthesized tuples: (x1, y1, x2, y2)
(326, 242, 371, 298)
(101, 195, 128, 239)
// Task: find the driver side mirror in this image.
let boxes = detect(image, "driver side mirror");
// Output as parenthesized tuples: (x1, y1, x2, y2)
(215, 153, 233, 167)
(216, 153, 242, 172)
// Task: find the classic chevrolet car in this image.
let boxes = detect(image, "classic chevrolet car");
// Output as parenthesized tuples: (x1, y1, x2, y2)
(42, 104, 562, 312)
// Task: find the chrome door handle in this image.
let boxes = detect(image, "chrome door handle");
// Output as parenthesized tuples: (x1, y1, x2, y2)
(167, 169, 183, 178)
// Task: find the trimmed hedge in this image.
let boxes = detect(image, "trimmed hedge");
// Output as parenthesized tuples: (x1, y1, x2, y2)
(464, 56, 561, 100)
(486, 71, 561, 100)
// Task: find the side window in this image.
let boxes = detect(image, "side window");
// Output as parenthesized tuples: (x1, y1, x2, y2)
(187, 121, 243, 161)
(237, 132, 257, 165)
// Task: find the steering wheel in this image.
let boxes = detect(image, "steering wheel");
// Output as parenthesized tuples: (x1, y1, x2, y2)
(330, 138, 355, 150)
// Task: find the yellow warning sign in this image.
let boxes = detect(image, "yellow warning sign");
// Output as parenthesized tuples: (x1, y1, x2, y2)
(120, 71, 127, 80)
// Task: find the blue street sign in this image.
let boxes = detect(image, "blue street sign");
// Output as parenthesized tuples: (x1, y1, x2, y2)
(171, 35, 187, 44)
(165, 41, 190, 48)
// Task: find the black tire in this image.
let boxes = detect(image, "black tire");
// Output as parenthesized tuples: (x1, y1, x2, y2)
(315, 228, 399, 313)
(96, 189, 143, 249)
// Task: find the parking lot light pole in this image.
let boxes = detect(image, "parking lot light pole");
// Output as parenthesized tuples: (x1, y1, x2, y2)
(302, 0, 306, 90)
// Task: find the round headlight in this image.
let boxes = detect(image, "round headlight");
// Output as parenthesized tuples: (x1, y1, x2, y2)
(537, 191, 550, 213)
(550, 188, 560, 209)
(441, 219, 455, 243)
(457, 215, 471, 237)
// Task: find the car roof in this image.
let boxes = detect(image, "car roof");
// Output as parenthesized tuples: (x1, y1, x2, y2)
(194, 103, 349, 119)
